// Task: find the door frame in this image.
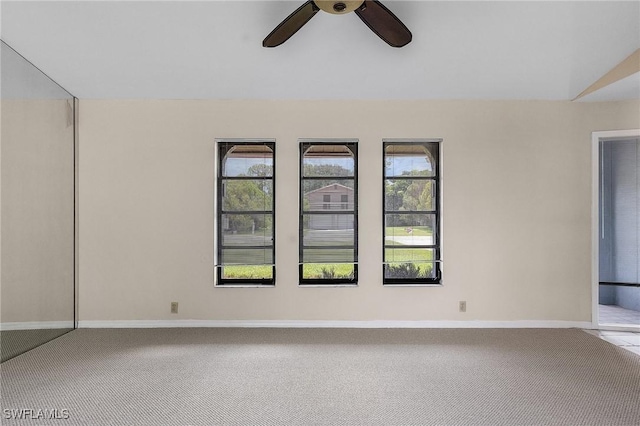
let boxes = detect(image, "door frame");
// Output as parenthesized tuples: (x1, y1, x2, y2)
(591, 129, 640, 331)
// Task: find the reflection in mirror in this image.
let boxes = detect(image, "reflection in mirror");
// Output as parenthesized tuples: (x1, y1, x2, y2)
(1, 41, 75, 362)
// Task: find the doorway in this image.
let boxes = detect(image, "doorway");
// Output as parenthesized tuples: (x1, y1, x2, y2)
(592, 130, 640, 331)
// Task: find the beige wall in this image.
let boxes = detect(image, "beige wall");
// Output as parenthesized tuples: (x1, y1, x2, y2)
(1, 99, 75, 323)
(77, 99, 640, 323)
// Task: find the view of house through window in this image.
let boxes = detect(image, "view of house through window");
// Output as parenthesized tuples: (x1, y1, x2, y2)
(216, 140, 275, 285)
(215, 139, 440, 286)
(383, 141, 441, 284)
(300, 141, 358, 284)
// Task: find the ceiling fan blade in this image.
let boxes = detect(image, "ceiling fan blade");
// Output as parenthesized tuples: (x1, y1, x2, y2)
(354, 0, 412, 47)
(263, 1, 320, 48)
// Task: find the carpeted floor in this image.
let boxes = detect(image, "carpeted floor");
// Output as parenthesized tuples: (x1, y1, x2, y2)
(0, 328, 639, 425)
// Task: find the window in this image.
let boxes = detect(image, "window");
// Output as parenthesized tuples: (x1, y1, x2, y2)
(300, 141, 358, 284)
(216, 140, 275, 286)
(383, 140, 441, 284)
(323, 194, 331, 209)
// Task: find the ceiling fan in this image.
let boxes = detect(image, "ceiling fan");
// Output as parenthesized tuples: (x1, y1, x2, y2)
(263, 0, 412, 48)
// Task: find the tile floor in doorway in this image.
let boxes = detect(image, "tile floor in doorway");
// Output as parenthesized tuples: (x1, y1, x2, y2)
(584, 304, 640, 356)
(599, 304, 640, 326)
(583, 329, 640, 356)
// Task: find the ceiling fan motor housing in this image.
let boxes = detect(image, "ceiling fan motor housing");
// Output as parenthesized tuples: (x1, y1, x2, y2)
(314, 0, 365, 14)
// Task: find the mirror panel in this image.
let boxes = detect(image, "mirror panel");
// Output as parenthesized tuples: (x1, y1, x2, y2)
(1, 42, 75, 362)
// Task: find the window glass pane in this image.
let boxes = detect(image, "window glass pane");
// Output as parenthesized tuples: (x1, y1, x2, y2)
(221, 248, 273, 265)
(385, 179, 434, 211)
(303, 223, 354, 246)
(385, 247, 435, 262)
(301, 142, 357, 283)
(222, 215, 273, 246)
(222, 265, 272, 280)
(303, 249, 355, 263)
(384, 262, 437, 280)
(385, 144, 434, 177)
(303, 180, 354, 211)
(302, 263, 355, 280)
(221, 213, 273, 237)
(217, 142, 275, 285)
(304, 214, 355, 234)
(303, 145, 354, 177)
(384, 214, 435, 245)
(222, 179, 272, 212)
(385, 248, 436, 279)
(383, 142, 440, 284)
(223, 145, 273, 177)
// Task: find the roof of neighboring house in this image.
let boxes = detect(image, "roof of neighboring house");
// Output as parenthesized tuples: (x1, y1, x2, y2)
(305, 183, 354, 196)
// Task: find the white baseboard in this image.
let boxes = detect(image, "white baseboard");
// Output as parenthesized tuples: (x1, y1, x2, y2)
(77, 319, 592, 329)
(1, 321, 75, 331)
(596, 324, 640, 332)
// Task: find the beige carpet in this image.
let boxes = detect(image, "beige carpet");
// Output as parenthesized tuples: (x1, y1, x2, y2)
(0, 328, 639, 425)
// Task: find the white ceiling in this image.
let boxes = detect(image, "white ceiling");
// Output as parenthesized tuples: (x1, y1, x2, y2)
(1, 1, 639, 101)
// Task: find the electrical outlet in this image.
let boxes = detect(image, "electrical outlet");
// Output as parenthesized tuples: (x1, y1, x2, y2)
(171, 302, 179, 314)
(459, 301, 466, 313)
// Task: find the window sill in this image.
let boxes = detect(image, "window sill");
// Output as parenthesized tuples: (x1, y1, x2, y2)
(298, 284, 358, 288)
(383, 283, 443, 287)
(214, 284, 275, 288)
